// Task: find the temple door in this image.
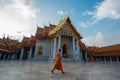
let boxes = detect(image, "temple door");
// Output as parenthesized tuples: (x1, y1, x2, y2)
(62, 44, 68, 58)
(38, 45, 43, 56)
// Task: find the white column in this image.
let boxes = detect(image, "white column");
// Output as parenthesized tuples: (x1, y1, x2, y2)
(78, 44, 82, 61)
(3, 54, 6, 60)
(29, 47, 32, 59)
(72, 38, 75, 60)
(52, 37, 57, 60)
(104, 57, 106, 64)
(58, 36, 61, 50)
(105, 57, 107, 61)
(110, 56, 112, 61)
(20, 48, 24, 60)
(75, 41, 80, 61)
(7, 54, 10, 60)
(116, 56, 119, 62)
(34, 42, 38, 57)
(13, 54, 16, 59)
(101, 57, 103, 61)
(50, 39, 54, 57)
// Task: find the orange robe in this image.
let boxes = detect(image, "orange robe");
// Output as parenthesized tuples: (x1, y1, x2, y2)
(53, 52, 63, 71)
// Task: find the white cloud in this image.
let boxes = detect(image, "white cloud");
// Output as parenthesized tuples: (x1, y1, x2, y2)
(82, 32, 104, 47)
(57, 11, 64, 15)
(57, 10, 68, 15)
(81, 0, 120, 27)
(93, 0, 120, 21)
(82, 10, 94, 16)
(0, 0, 38, 39)
(100, 33, 120, 47)
(94, 32, 104, 44)
(57, 9, 73, 16)
(82, 32, 120, 47)
(79, 21, 92, 27)
(82, 36, 94, 46)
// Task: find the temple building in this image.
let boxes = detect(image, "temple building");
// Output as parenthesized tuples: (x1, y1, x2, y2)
(0, 17, 120, 62)
(35, 17, 82, 61)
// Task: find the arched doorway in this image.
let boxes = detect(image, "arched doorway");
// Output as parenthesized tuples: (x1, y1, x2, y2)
(62, 44, 68, 58)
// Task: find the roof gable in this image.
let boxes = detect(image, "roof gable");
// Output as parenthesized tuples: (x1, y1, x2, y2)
(49, 16, 82, 39)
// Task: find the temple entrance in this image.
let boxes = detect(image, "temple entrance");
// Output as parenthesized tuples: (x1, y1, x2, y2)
(62, 44, 68, 58)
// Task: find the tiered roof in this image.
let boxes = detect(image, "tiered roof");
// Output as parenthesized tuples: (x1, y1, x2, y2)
(48, 17, 82, 39)
(29, 36, 36, 47)
(0, 35, 37, 54)
(0, 38, 21, 53)
(35, 24, 56, 40)
(22, 37, 30, 47)
(49, 24, 56, 30)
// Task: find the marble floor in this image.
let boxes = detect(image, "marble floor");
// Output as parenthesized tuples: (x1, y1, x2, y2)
(0, 60, 120, 80)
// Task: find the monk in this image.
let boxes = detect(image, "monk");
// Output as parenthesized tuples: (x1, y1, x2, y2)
(51, 49, 65, 74)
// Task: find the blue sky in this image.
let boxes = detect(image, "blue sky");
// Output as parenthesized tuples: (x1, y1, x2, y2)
(0, 0, 120, 47)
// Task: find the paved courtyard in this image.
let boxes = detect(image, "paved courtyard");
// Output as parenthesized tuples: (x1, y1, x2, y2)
(0, 60, 120, 80)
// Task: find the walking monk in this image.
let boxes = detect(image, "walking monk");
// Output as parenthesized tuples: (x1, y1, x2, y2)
(51, 49, 65, 74)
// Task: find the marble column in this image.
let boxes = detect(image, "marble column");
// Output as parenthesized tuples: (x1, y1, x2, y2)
(72, 37, 75, 60)
(50, 39, 54, 57)
(20, 48, 24, 60)
(76, 41, 80, 61)
(78, 43, 82, 61)
(3, 54, 6, 60)
(7, 54, 10, 60)
(116, 56, 119, 63)
(34, 42, 38, 57)
(110, 56, 112, 61)
(13, 54, 16, 60)
(104, 56, 106, 64)
(52, 37, 57, 60)
(29, 47, 32, 59)
(58, 36, 61, 50)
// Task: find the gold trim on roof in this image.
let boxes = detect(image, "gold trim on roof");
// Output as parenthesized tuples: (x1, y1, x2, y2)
(48, 16, 82, 39)
(49, 17, 68, 35)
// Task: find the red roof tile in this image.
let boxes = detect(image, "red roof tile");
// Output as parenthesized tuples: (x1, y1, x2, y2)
(0, 38, 22, 53)
(44, 26, 49, 33)
(22, 37, 30, 47)
(30, 36, 36, 46)
(49, 24, 56, 30)
(36, 27, 44, 34)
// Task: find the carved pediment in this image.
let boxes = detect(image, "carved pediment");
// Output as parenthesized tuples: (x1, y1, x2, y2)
(60, 24, 73, 32)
